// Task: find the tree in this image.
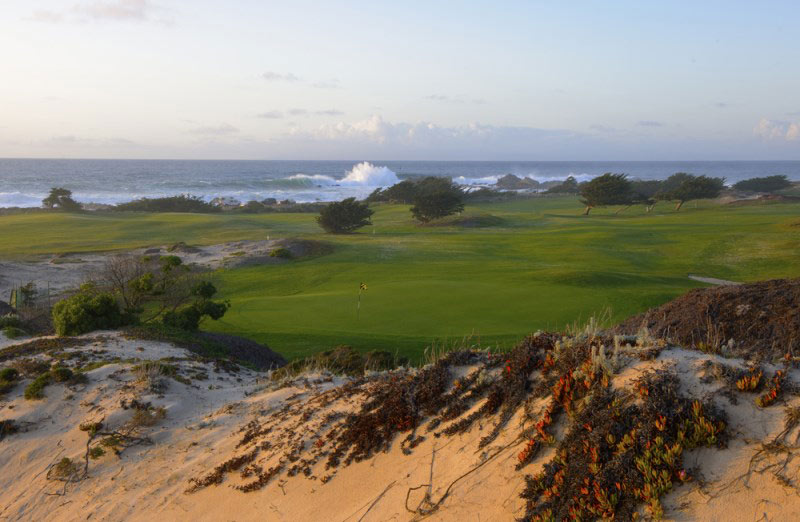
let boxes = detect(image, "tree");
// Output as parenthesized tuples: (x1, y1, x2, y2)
(579, 173, 633, 215)
(546, 176, 580, 194)
(316, 198, 374, 233)
(42, 187, 81, 211)
(733, 175, 792, 193)
(366, 180, 419, 203)
(161, 281, 230, 331)
(630, 179, 664, 213)
(659, 174, 725, 210)
(410, 179, 465, 222)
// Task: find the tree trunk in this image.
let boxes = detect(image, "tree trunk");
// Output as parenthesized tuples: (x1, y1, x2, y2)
(674, 200, 684, 211)
(583, 206, 591, 215)
(614, 205, 631, 215)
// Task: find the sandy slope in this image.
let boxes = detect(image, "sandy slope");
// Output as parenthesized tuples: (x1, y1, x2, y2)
(2, 333, 800, 521)
(0, 240, 279, 300)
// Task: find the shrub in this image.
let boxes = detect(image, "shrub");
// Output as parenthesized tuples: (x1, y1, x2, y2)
(2, 326, 26, 339)
(0, 314, 21, 329)
(0, 368, 19, 381)
(50, 367, 74, 383)
(24, 372, 52, 400)
(316, 198, 374, 233)
(52, 291, 124, 336)
(269, 247, 293, 259)
(410, 178, 465, 223)
(579, 173, 633, 215)
(113, 194, 220, 213)
(42, 187, 82, 211)
(733, 175, 792, 193)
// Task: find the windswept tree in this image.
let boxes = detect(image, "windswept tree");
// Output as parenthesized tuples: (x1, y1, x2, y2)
(733, 175, 792, 193)
(659, 173, 725, 210)
(579, 173, 633, 215)
(410, 178, 465, 222)
(546, 176, 581, 194)
(42, 187, 81, 211)
(630, 179, 664, 213)
(316, 197, 374, 233)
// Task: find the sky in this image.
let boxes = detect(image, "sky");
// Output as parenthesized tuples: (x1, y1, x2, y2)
(0, 0, 799, 160)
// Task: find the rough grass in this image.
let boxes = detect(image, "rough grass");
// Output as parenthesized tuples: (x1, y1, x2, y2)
(1, 198, 799, 361)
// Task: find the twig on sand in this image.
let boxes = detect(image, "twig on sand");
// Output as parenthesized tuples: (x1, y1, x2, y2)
(405, 436, 520, 517)
(356, 480, 397, 522)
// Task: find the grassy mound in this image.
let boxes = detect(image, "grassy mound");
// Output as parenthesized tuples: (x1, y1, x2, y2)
(614, 278, 800, 360)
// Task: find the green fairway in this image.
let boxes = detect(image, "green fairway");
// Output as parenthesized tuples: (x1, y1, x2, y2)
(3, 197, 799, 361)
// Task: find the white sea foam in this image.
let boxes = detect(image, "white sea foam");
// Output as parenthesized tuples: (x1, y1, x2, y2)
(288, 162, 399, 188)
(453, 172, 596, 186)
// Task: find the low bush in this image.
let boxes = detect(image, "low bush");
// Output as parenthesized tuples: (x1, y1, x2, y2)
(2, 326, 27, 339)
(0, 367, 19, 381)
(0, 367, 20, 397)
(24, 372, 52, 400)
(113, 194, 220, 213)
(0, 314, 21, 329)
(269, 247, 292, 259)
(52, 291, 125, 336)
(733, 175, 792, 193)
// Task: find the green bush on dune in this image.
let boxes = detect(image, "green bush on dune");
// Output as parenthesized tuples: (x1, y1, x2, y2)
(52, 289, 125, 336)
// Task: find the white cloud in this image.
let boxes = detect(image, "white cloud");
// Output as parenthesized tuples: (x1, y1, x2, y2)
(262, 71, 300, 82)
(311, 79, 341, 89)
(188, 124, 239, 136)
(29, 1, 169, 24)
(257, 111, 283, 119)
(637, 120, 664, 127)
(315, 109, 344, 116)
(74, 0, 151, 21)
(754, 118, 800, 141)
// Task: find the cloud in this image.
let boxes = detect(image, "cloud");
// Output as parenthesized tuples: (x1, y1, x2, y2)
(637, 120, 664, 127)
(73, 0, 151, 21)
(713, 102, 731, 109)
(315, 109, 344, 116)
(188, 124, 239, 136)
(311, 79, 341, 89)
(283, 116, 582, 155)
(754, 118, 800, 141)
(262, 71, 300, 82)
(29, 1, 170, 24)
(425, 94, 486, 105)
(28, 10, 65, 23)
(288, 108, 307, 116)
(257, 111, 283, 119)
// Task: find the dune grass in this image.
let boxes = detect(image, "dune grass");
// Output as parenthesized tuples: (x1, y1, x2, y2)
(2, 196, 799, 361)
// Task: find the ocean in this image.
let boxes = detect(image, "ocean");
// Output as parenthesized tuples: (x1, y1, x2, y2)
(1, 158, 799, 208)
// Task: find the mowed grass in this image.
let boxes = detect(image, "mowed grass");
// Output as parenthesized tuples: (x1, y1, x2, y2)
(2, 197, 799, 361)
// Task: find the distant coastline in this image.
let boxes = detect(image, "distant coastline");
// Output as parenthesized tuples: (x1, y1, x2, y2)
(2, 158, 799, 208)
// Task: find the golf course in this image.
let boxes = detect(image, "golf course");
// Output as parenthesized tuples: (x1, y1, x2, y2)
(2, 195, 799, 360)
